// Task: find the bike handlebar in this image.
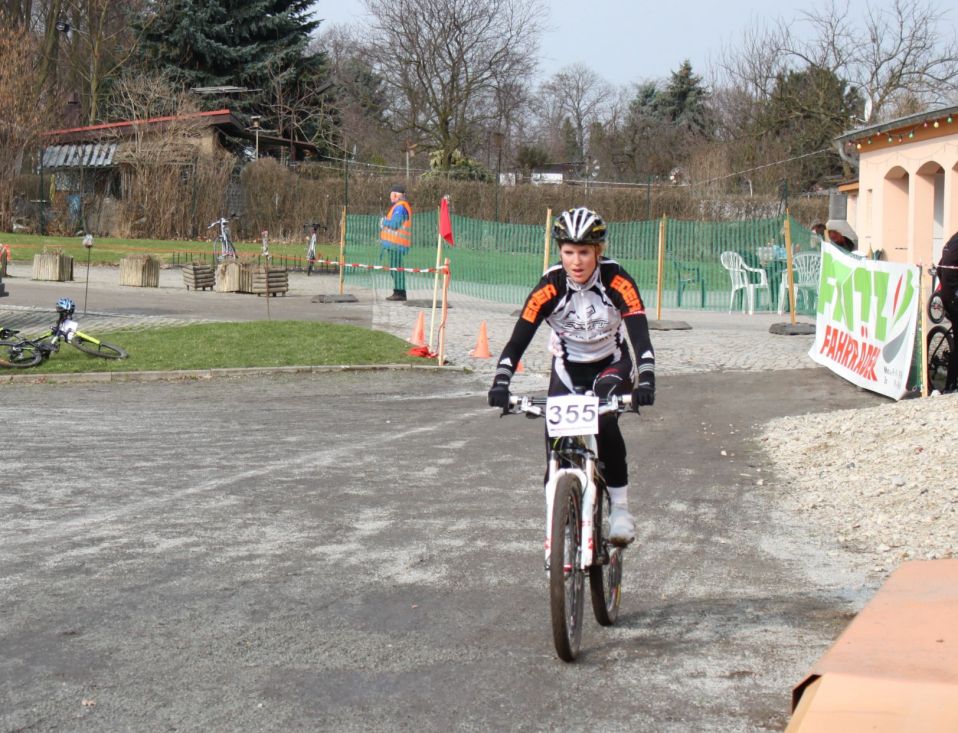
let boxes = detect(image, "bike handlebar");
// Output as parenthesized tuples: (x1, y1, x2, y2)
(505, 393, 635, 417)
(208, 218, 229, 229)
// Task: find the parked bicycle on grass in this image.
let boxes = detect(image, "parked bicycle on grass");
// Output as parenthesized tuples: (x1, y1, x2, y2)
(0, 298, 128, 368)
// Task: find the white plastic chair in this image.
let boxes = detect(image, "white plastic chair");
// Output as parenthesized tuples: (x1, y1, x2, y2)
(720, 251, 769, 314)
(777, 252, 821, 314)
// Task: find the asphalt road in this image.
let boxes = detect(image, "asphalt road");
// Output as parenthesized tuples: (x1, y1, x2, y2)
(0, 366, 881, 732)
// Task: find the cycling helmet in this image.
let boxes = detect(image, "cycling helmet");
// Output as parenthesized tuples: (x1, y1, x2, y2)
(553, 207, 606, 245)
(55, 298, 76, 315)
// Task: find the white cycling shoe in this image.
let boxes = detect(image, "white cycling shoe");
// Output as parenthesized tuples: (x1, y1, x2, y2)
(609, 506, 635, 546)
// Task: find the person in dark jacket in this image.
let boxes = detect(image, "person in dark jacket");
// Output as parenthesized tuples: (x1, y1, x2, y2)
(937, 230, 958, 391)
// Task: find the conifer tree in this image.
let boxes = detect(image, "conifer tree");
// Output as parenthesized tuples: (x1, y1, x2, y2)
(137, 0, 328, 138)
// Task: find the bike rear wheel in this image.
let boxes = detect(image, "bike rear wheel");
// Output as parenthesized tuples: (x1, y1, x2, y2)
(929, 292, 945, 324)
(0, 340, 44, 368)
(927, 325, 953, 393)
(590, 492, 623, 626)
(71, 334, 128, 359)
(550, 474, 585, 662)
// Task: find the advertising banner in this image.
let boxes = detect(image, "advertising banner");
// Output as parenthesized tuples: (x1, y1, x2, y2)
(808, 243, 919, 400)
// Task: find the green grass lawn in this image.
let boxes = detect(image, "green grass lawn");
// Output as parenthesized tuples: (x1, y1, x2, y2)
(0, 231, 341, 267)
(3, 321, 431, 374)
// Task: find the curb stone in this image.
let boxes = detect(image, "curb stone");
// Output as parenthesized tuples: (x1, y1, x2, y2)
(0, 363, 470, 385)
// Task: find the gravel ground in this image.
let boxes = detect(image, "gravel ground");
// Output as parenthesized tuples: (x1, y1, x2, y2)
(760, 392, 957, 578)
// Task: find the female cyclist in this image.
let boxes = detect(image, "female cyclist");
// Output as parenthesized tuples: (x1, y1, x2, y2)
(487, 207, 655, 545)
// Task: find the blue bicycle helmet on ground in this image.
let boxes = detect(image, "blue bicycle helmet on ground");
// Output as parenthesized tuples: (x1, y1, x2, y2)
(56, 298, 76, 315)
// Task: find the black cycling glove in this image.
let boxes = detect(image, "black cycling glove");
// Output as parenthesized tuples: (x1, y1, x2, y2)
(632, 373, 655, 407)
(487, 379, 511, 409)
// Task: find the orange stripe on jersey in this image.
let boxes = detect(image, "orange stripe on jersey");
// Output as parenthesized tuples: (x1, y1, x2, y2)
(521, 283, 557, 323)
(610, 275, 645, 314)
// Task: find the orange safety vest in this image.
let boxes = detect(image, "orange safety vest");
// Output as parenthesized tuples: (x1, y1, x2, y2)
(380, 201, 412, 249)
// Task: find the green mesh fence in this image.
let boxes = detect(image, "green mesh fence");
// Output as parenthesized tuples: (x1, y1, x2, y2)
(344, 211, 818, 312)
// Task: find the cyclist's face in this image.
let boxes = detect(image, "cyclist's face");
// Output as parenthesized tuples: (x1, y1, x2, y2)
(559, 243, 598, 283)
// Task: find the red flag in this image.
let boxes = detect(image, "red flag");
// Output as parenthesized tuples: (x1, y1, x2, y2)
(439, 196, 455, 246)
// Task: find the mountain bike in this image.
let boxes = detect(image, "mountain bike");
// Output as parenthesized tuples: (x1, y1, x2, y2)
(504, 392, 635, 662)
(208, 216, 237, 261)
(926, 322, 953, 393)
(305, 222, 318, 275)
(0, 301, 128, 368)
(304, 222, 328, 275)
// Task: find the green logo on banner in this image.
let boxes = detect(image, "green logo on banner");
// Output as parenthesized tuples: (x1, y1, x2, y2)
(818, 251, 914, 341)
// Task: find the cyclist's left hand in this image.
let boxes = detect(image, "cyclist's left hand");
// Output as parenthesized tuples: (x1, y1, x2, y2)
(632, 378, 655, 407)
(488, 380, 511, 409)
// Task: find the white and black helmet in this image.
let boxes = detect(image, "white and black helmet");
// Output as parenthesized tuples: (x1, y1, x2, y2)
(553, 207, 607, 245)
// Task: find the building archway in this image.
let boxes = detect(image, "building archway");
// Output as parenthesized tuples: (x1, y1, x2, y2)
(882, 166, 909, 259)
(915, 161, 945, 263)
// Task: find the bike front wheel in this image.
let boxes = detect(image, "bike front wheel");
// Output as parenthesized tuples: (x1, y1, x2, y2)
(71, 334, 128, 359)
(550, 474, 585, 662)
(589, 492, 623, 626)
(0, 340, 44, 368)
(927, 325, 953, 393)
(929, 293, 945, 324)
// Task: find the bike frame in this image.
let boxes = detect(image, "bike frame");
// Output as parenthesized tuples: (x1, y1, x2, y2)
(208, 218, 234, 258)
(544, 435, 599, 570)
(511, 394, 629, 571)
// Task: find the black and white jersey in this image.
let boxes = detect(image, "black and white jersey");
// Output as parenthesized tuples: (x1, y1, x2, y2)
(494, 258, 655, 382)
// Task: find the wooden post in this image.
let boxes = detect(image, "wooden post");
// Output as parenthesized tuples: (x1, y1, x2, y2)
(437, 258, 451, 366)
(543, 208, 553, 274)
(784, 212, 796, 324)
(656, 215, 666, 321)
(338, 206, 347, 295)
(429, 203, 444, 351)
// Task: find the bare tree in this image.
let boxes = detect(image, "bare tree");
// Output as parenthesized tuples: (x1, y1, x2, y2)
(0, 18, 49, 229)
(718, 0, 958, 120)
(362, 0, 544, 170)
(536, 63, 612, 164)
(47, 0, 151, 124)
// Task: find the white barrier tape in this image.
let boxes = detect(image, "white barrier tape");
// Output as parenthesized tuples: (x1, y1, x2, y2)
(309, 257, 449, 274)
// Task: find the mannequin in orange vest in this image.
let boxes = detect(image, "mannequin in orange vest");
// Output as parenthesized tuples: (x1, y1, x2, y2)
(380, 183, 413, 301)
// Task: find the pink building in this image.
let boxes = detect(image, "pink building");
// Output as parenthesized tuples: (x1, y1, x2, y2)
(834, 104, 958, 269)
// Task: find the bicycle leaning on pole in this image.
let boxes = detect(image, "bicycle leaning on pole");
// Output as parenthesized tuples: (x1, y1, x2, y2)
(502, 391, 635, 662)
(304, 222, 327, 275)
(208, 216, 237, 261)
(0, 298, 128, 368)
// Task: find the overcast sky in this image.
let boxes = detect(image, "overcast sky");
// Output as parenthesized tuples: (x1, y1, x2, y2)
(310, 0, 957, 88)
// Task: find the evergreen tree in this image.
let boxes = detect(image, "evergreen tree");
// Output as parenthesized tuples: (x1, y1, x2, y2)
(137, 0, 328, 141)
(655, 60, 713, 138)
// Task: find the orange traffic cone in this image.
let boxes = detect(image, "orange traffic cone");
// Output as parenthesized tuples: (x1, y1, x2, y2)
(409, 311, 426, 346)
(470, 320, 492, 358)
(515, 360, 525, 373)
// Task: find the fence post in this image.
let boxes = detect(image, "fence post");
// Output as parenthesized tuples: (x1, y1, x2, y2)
(339, 206, 347, 295)
(656, 215, 666, 320)
(784, 212, 795, 324)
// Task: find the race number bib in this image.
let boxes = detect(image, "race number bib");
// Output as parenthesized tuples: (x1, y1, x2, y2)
(546, 395, 599, 437)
